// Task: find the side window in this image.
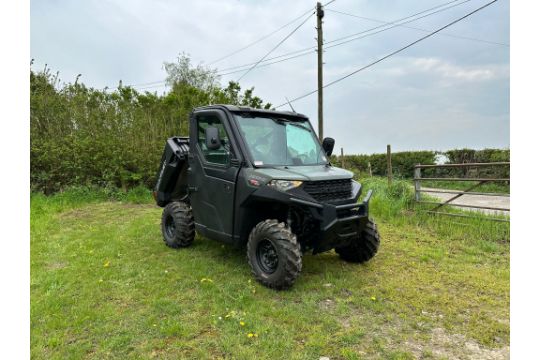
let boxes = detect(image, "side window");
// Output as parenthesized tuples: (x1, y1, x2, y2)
(196, 114, 231, 165)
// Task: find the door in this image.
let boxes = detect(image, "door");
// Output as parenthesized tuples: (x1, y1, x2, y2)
(188, 110, 240, 243)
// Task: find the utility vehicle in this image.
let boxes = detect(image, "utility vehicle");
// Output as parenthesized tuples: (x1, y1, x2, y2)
(154, 105, 380, 289)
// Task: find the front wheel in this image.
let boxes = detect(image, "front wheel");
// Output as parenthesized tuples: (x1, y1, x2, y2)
(335, 219, 380, 263)
(247, 220, 302, 290)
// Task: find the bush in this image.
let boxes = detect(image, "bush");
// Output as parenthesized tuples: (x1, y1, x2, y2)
(336, 148, 509, 180)
(30, 56, 271, 194)
(334, 151, 437, 178)
(439, 148, 510, 179)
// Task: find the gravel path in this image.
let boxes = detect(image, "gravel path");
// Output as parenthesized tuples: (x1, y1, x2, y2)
(421, 187, 510, 216)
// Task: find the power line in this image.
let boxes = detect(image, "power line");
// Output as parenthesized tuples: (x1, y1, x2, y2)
(207, 8, 315, 66)
(128, 80, 167, 88)
(134, 84, 168, 91)
(127, 48, 315, 88)
(275, 0, 499, 109)
(127, 0, 474, 89)
(208, 0, 338, 66)
(128, 1, 339, 88)
(324, 0, 471, 46)
(219, 50, 315, 76)
(323, 0, 475, 51)
(236, 11, 315, 81)
(327, 8, 508, 47)
(217, 47, 315, 73)
(218, 0, 472, 76)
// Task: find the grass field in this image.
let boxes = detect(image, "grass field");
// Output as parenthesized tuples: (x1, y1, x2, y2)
(30, 180, 509, 359)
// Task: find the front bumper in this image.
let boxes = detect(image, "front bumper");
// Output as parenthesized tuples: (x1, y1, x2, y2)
(249, 182, 373, 254)
(298, 189, 373, 254)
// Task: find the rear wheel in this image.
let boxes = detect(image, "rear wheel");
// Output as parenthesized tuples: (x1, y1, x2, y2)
(161, 201, 195, 248)
(247, 220, 302, 290)
(335, 219, 380, 263)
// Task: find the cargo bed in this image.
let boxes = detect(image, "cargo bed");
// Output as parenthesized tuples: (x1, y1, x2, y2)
(154, 137, 190, 207)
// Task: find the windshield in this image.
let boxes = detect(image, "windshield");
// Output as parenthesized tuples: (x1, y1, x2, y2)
(234, 115, 328, 166)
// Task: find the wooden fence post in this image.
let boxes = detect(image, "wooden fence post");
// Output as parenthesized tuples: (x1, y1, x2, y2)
(368, 162, 372, 177)
(387, 144, 392, 186)
(414, 165, 421, 202)
(340, 147, 345, 168)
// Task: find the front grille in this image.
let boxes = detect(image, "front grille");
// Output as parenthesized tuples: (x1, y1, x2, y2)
(303, 178, 352, 202)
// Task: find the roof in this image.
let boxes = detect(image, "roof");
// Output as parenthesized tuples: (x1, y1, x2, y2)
(193, 104, 308, 120)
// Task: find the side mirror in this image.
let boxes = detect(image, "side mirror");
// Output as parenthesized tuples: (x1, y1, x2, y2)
(322, 137, 335, 156)
(205, 126, 221, 150)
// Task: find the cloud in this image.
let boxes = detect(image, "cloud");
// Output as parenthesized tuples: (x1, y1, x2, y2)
(412, 57, 507, 81)
(30, 0, 509, 153)
(382, 57, 508, 84)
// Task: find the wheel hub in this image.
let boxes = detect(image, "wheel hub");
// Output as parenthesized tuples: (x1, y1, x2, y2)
(256, 239, 279, 274)
(165, 215, 176, 237)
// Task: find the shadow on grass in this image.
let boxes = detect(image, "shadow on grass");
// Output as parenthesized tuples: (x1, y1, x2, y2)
(190, 233, 375, 291)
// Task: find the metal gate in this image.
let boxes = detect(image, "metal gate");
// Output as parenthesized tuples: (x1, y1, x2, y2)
(413, 162, 510, 222)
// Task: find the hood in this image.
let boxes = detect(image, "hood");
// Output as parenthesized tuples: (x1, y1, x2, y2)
(252, 165, 353, 182)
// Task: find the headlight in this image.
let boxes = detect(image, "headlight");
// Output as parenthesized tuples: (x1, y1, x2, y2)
(267, 180, 303, 192)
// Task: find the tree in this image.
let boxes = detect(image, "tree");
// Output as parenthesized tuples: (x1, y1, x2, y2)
(163, 52, 220, 91)
(164, 53, 271, 109)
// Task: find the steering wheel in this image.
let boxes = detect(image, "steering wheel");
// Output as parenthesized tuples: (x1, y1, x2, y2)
(251, 135, 270, 156)
(297, 154, 308, 164)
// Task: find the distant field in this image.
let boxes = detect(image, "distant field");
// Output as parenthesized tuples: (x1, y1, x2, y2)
(31, 182, 509, 359)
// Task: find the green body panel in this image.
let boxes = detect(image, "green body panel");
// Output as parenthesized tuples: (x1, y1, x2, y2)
(250, 165, 353, 182)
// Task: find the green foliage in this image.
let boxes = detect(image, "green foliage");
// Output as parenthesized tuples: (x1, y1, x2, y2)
(30, 57, 271, 193)
(334, 151, 437, 178)
(335, 148, 510, 181)
(445, 148, 510, 164)
(438, 148, 510, 180)
(164, 52, 220, 91)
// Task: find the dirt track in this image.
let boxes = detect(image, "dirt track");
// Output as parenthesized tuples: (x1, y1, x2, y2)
(422, 187, 510, 216)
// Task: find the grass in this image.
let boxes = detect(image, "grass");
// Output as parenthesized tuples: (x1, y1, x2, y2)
(31, 181, 509, 359)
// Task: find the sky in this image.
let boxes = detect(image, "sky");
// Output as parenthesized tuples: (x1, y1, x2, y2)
(30, 0, 509, 154)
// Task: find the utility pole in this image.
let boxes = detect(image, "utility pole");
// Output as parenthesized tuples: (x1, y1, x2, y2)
(316, 2, 324, 141)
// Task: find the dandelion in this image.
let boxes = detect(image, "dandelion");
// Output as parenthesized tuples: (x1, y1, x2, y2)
(247, 333, 258, 338)
(103, 261, 110, 268)
(239, 321, 245, 326)
(370, 296, 376, 301)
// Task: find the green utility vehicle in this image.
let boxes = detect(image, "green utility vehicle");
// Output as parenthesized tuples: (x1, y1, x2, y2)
(154, 105, 379, 289)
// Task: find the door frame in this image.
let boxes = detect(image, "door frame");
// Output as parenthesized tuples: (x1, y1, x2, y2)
(188, 109, 244, 243)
